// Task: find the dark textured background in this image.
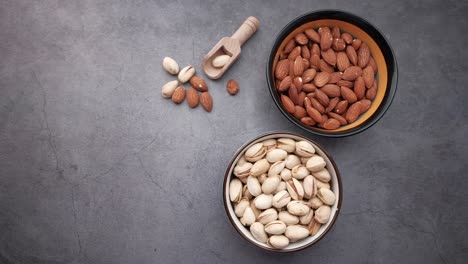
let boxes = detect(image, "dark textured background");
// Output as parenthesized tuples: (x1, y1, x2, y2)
(1, 0, 467, 263)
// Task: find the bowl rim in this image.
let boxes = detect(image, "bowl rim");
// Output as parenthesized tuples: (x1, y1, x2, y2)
(222, 130, 343, 252)
(266, 9, 398, 137)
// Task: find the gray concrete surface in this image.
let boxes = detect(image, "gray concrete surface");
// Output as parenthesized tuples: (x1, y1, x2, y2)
(1, 0, 467, 263)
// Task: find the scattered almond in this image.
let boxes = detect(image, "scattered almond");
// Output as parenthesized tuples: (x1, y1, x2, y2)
(171, 86, 186, 104)
(189, 76, 208, 92)
(227, 79, 239, 95)
(200, 92, 213, 112)
(186, 87, 199, 108)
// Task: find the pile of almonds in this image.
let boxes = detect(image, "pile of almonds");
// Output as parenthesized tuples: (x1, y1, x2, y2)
(229, 137, 336, 249)
(274, 26, 378, 130)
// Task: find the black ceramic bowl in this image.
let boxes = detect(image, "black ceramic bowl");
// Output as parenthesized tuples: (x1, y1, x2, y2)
(267, 10, 398, 137)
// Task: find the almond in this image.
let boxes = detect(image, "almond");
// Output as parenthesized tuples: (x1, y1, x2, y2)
(279, 51, 287, 60)
(336, 80, 353, 88)
(288, 84, 299, 104)
(171, 86, 186, 104)
(366, 85, 377, 100)
(341, 33, 353, 44)
(328, 72, 342, 84)
(293, 77, 303, 92)
(318, 114, 329, 128)
(352, 39, 362, 50)
(278, 76, 292, 92)
(284, 39, 296, 53)
(305, 29, 321, 43)
(294, 33, 309, 45)
(345, 101, 362, 123)
(311, 43, 321, 56)
(301, 46, 311, 60)
(341, 86, 358, 104)
(310, 98, 325, 113)
(189, 76, 208, 92)
(306, 105, 323, 123)
(328, 112, 347, 125)
(321, 49, 337, 66)
(325, 97, 339, 113)
(319, 59, 334, 73)
(294, 56, 304, 76)
(362, 66, 374, 88)
(318, 26, 331, 35)
(334, 100, 348, 114)
(313, 72, 330, 87)
(297, 91, 306, 107)
(310, 54, 320, 70)
(336, 51, 350, 72)
(302, 83, 317, 93)
(304, 96, 312, 109)
(300, 117, 316, 126)
(342, 66, 362, 81)
(302, 58, 310, 70)
(368, 57, 378, 73)
(275, 59, 289, 80)
(353, 76, 366, 100)
(281, 94, 296, 114)
(289, 60, 296, 78)
(331, 26, 341, 38)
(359, 99, 372, 114)
(358, 43, 370, 68)
(332, 38, 346, 51)
(293, 105, 307, 119)
(320, 31, 333, 51)
(346, 46, 358, 66)
(200, 92, 213, 112)
(227, 79, 239, 95)
(314, 89, 330, 106)
(321, 84, 341, 97)
(323, 118, 340, 130)
(288, 46, 301, 61)
(186, 87, 199, 108)
(302, 69, 317, 83)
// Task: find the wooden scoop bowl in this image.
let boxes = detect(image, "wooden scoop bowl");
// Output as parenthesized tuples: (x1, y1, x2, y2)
(202, 16, 260, 79)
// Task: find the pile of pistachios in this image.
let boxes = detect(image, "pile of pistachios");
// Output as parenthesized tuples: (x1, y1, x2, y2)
(229, 138, 336, 249)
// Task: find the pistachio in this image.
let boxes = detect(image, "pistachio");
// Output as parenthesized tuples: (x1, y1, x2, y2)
(237, 156, 247, 166)
(233, 162, 252, 178)
(229, 178, 243, 202)
(262, 139, 277, 150)
(278, 211, 300, 226)
(299, 209, 314, 225)
(250, 222, 268, 243)
(314, 205, 331, 224)
(254, 194, 273, 210)
(239, 177, 247, 184)
(245, 143, 267, 162)
(161, 80, 179, 98)
(242, 185, 253, 200)
(307, 218, 321, 236)
(317, 188, 336, 205)
(306, 155, 326, 172)
(162, 57, 179, 75)
(285, 225, 310, 242)
(273, 181, 287, 194)
(285, 154, 301, 169)
(300, 157, 311, 164)
(316, 179, 331, 189)
(250, 201, 262, 218)
(247, 176, 262, 197)
(268, 161, 285, 177)
(257, 173, 267, 184)
(266, 149, 288, 163)
(280, 168, 292, 181)
(267, 235, 289, 249)
(303, 175, 317, 199)
(286, 178, 304, 201)
(250, 159, 270, 177)
(307, 196, 324, 209)
(272, 190, 291, 209)
(277, 138, 296, 153)
(264, 220, 287, 235)
(234, 198, 250, 218)
(312, 168, 331, 182)
(295, 141, 316, 157)
(212, 54, 231, 68)
(287, 201, 310, 216)
(291, 165, 309, 180)
(257, 208, 278, 225)
(261, 176, 281, 194)
(240, 207, 256, 226)
(178, 65, 196, 83)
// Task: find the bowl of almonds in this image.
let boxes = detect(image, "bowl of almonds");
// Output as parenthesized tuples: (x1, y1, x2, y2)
(223, 131, 342, 252)
(267, 10, 397, 137)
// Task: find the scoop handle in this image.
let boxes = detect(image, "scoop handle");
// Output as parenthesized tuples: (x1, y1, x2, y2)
(231, 16, 260, 46)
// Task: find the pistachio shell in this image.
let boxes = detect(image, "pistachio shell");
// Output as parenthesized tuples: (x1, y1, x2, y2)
(267, 235, 289, 249)
(240, 207, 256, 226)
(303, 175, 317, 199)
(178, 66, 195, 83)
(277, 138, 296, 153)
(285, 155, 301, 169)
(307, 197, 324, 209)
(245, 143, 267, 162)
(272, 190, 291, 209)
(291, 165, 309, 180)
(295, 141, 316, 157)
(287, 201, 310, 216)
(278, 211, 300, 226)
(266, 149, 288, 163)
(273, 181, 287, 194)
(300, 157, 311, 164)
(234, 198, 250, 217)
(312, 168, 331, 182)
(242, 185, 253, 200)
(285, 225, 310, 242)
(250, 222, 268, 243)
(233, 162, 252, 178)
(250, 159, 270, 176)
(314, 205, 331, 224)
(299, 209, 314, 225)
(237, 156, 247, 166)
(250, 201, 261, 218)
(257, 173, 267, 184)
(161, 80, 179, 98)
(286, 178, 304, 201)
(254, 194, 273, 210)
(257, 208, 278, 225)
(261, 176, 281, 194)
(268, 161, 285, 177)
(229, 179, 243, 202)
(307, 218, 321, 236)
(306, 155, 326, 172)
(316, 179, 331, 189)
(264, 220, 287, 235)
(280, 168, 292, 181)
(247, 176, 262, 197)
(317, 188, 336, 205)
(262, 139, 277, 150)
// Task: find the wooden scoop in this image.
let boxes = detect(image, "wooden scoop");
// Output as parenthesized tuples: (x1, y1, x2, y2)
(202, 16, 260, 79)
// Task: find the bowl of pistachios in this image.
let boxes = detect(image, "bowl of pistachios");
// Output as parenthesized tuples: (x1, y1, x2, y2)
(223, 131, 342, 252)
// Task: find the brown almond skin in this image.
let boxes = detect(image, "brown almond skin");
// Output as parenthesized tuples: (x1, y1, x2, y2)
(293, 76, 303, 93)
(362, 66, 375, 88)
(186, 87, 199, 108)
(278, 76, 292, 92)
(293, 105, 307, 119)
(306, 106, 323, 123)
(310, 98, 325, 114)
(342, 66, 363, 81)
(295, 33, 309, 45)
(341, 86, 358, 104)
(227, 79, 239, 95)
(171, 86, 186, 104)
(337, 80, 353, 88)
(311, 43, 321, 56)
(289, 60, 296, 78)
(301, 117, 316, 126)
(319, 59, 335, 73)
(314, 89, 330, 106)
(275, 59, 289, 80)
(334, 100, 349, 114)
(288, 46, 301, 61)
(336, 51, 350, 72)
(303, 83, 317, 93)
(332, 38, 346, 51)
(346, 46, 358, 65)
(321, 84, 341, 97)
(304, 97, 312, 109)
(345, 101, 363, 123)
(325, 97, 340, 113)
(310, 54, 320, 70)
(293, 56, 304, 77)
(281, 94, 296, 114)
(301, 46, 311, 60)
(359, 99, 372, 114)
(302, 58, 310, 70)
(341, 32, 353, 44)
(321, 49, 337, 66)
(284, 39, 296, 53)
(305, 29, 321, 43)
(279, 51, 287, 60)
(354, 76, 366, 100)
(323, 118, 341, 130)
(313, 72, 330, 87)
(358, 43, 370, 68)
(366, 86, 377, 100)
(288, 84, 299, 105)
(297, 92, 306, 107)
(331, 26, 341, 38)
(352, 39, 362, 50)
(190, 76, 208, 92)
(200, 92, 213, 112)
(302, 69, 317, 83)
(328, 72, 342, 84)
(368, 57, 378, 73)
(328, 112, 348, 125)
(318, 26, 331, 35)
(318, 114, 329, 128)
(320, 31, 333, 51)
